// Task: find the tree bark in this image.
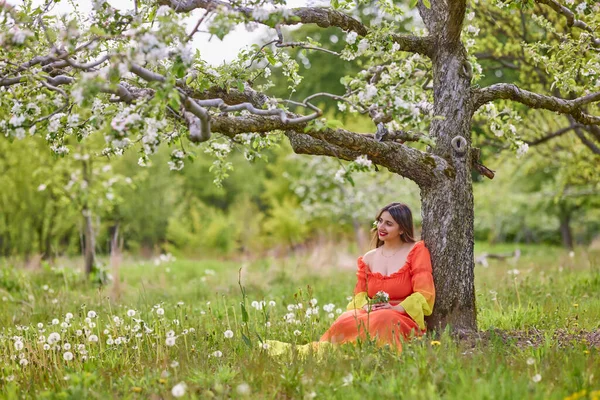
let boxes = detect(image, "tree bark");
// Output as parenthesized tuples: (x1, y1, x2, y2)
(82, 159, 96, 276)
(83, 209, 96, 276)
(422, 36, 477, 331)
(558, 204, 574, 249)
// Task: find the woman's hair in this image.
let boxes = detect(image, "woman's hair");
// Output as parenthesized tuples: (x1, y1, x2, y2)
(371, 202, 416, 248)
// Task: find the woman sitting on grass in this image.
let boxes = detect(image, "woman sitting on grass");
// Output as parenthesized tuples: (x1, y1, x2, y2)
(268, 202, 435, 354)
(320, 202, 435, 351)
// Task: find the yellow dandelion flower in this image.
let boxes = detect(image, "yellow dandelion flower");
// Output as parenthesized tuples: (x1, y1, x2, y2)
(131, 387, 142, 393)
(159, 378, 167, 384)
(572, 303, 579, 307)
(583, 350, 590, 355)
(430, 340, 441, 346)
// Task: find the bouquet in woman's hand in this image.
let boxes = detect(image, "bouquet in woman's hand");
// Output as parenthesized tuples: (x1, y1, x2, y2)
(369, 291, 390, 305)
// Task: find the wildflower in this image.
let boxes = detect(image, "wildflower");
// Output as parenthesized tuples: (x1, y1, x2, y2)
(88, 335, 99, 343)
(63, 352, 73, 361)
(19, 359, 28, 366)
(171, 382, 187, 397)
(127, 310, 136, 317)
(171, 361, 179, 368)
(573, 304, 579, 308)
(526, 357, 535, 365)
(237, 382, 251, 395)
(212, 350, 223, 357)
(65, 313, 73, 320)
(262, 343, 269, 350)
(342, 373, 353, 386)
(294, 330, 302, 336)
(14, 341, 24, 351)
(63, 343, 71, 351)
(106, 338, 114, 345)
(224, 330, 234, 339)
(167, 330, 175, 338)
(43, 344, 50, 350)
(52, 319, 59, 325)
(532, 374, 542, 383)
(430, 340, 441, 346)
(269, 301, 276, 307)
(76, 330, 83, 336)
(48, 332, 61, 344)
(37, 323, 44, 329)
(166, 337, 176, 347)
(156, 308, 165, 316)
(309, 298, 318, 307)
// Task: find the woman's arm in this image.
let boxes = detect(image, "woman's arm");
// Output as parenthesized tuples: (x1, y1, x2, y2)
(398, 243, 435, 330)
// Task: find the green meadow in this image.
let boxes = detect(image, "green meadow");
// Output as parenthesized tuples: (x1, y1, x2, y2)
(1, 244, 598, 399)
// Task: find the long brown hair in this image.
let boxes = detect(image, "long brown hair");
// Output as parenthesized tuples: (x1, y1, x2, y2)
(371, 203, 416, 248)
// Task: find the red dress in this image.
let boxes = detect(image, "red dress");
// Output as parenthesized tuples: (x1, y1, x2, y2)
(319, 241, 435, 351)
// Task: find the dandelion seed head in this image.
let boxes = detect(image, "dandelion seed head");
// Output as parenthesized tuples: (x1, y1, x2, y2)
(171, 382, 186, 397)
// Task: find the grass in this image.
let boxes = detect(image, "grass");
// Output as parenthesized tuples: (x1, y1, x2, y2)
(0, 243, 599, 399)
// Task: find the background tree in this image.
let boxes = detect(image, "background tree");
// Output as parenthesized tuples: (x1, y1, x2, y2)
(1, 0, 599, 331)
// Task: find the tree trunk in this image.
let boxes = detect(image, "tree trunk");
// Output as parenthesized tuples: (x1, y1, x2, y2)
(422, 181, 476, 332)
(558, 204, 574, 249)
(423, 38, 477, 331)
(83, 209, 96, 276)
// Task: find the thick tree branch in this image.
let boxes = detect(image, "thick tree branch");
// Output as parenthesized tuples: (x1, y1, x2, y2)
(159, 0, 433, 56)
(535, 0, 600, 46)
(210, 114, 451, 187)
(473, 84, 600, 125)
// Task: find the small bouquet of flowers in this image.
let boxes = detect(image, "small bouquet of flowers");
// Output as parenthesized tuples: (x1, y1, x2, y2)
(369, 291, 390, 305)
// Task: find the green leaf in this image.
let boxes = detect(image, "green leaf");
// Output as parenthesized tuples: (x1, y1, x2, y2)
(325, 119, 344, 129)
(409, 0, 418, 7)
(240, 302, 249, 323)
(236, 80, 245, 93)
(241, 333, 252, 348)
(422, 0, 431, 8)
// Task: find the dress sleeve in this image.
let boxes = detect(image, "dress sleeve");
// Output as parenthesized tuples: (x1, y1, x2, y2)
(346, 257, 369, 310)
(399, 242, 435, 330)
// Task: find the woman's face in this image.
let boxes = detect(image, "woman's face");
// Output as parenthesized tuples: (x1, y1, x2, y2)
(376, 211, 402, 242)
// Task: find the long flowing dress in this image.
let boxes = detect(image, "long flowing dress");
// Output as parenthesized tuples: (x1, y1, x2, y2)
(319, 240, 435, 351)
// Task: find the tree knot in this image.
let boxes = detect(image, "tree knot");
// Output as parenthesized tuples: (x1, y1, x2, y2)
(451, 135, 468, 157)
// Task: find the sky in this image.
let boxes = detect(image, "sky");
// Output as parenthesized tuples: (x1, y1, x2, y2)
(26, 0, 324, 65)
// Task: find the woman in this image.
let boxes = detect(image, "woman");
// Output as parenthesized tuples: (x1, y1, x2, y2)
(319, 202, 435, 351)
(267, 202, 434, 355)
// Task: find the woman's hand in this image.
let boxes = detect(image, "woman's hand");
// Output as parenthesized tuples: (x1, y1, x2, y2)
(369, 303, 406, 313)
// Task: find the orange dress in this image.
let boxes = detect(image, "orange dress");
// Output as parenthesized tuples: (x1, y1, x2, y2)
(319, 241, 435, 351)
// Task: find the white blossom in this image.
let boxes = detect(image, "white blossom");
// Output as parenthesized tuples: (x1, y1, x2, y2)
(354, 155, 372, 168)
(251, 7, 271, 21)
(516, 141, 529, 158)
(346, 31, 358, 45)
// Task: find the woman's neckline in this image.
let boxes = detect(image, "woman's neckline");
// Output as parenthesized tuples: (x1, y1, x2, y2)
(359, 241, 422, 279)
